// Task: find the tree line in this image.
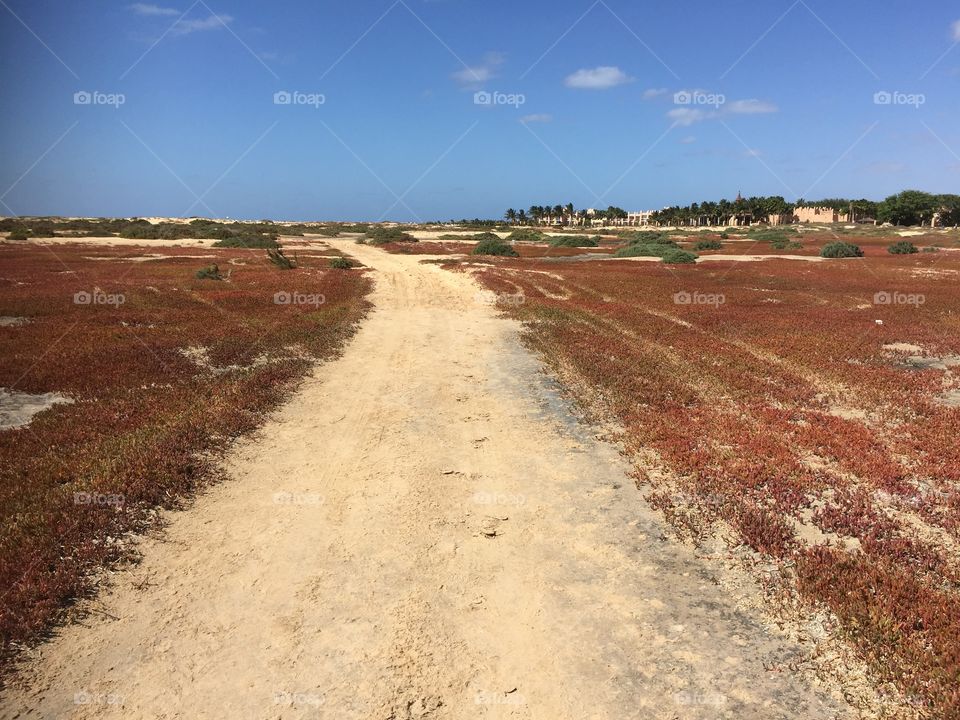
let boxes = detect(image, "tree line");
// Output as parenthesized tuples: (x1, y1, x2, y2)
(501, 191, 960, 228)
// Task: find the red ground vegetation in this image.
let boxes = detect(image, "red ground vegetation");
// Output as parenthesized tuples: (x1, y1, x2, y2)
(0, 243, 371, 653)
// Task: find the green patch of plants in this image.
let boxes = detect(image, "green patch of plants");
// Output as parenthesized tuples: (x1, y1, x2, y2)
(613, 243, 677, 258)
(771, 239, 803, 250)
(315, 227, 341, 237)
(329, 257, 353, 269)
(720, 232, 730, 240)
(505, 228, 546, 243)
(619, 231, 674, 245)
(267, 248, 297, 269)
(887, 241, 918, 255)
(364, 227, 418, 245)
(820, 241, 864, 258)
(7, 227, 29, 241)
(549, 235, 599, 248)
(195, 264, 223, 280)
(472, 237, 519, 257)
(692, 239, 723, 251)
(661, 249, 698, 264)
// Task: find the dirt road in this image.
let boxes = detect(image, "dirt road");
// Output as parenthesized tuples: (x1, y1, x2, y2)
(2, 239, 854, 719)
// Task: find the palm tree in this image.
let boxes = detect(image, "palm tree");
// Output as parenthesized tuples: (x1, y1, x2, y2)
(565, 202, 574, 226)
(517, 209, 527, 225)
(504, 208, 517, 224)
(552, 205, 563, 226)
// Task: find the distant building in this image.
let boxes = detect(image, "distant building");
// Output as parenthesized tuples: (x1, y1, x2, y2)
(795, 206, 850, 224)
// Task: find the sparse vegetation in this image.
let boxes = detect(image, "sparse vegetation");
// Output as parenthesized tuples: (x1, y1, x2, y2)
(692, 239, 723, 251)
(267, 248, 297, 269)
(364, 227, 418, 245)
(820, 241, 864, 258)
(195, 264, 223, 280)
(329, 256, 353, 269)
(549, 235, 599, 248)
(660, 249, 698, 264)
(472, 237, 518, 257)
(505, 228, 546, 243)
(888, 240, 918, 255)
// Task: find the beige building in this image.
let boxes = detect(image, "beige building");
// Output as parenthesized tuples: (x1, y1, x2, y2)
(794, 206, 850, 224)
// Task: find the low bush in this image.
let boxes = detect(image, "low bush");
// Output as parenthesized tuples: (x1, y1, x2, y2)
(720, 232, 730, 240)
(195, 264, 223, 280)
(661, 249, 698, 264)
(887, 241, 918, 255)
(7, 228, 29, 241)
(505, 228, 546, 243)
(267, 248, 297, 269)
(692, 239, 723, 251)
(329, 257, 353, 269)
(820, 241, 864, 258)
(549, 235, 599, 248)
(365, 227, 418, 245)
(315, 227, 340, 237)
(472, 238, 519, 257)
(613, 243, 677, 258)
(771, 239, 803, 250)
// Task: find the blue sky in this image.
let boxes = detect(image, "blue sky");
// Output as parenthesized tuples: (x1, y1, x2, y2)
(1, 0, 958, 221)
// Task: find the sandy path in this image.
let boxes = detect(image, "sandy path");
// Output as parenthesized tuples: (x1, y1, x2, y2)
(1, 239, 853, 719)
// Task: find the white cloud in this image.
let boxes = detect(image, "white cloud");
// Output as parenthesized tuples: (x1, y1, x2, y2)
(130, 3, 179, 16)
(667, 107, 708, 126)
(452, 52, 505, 86)
(171, 14, 232, 35)
(726, 99, 778, 114)
(643, 87, 668, 100)
(953, 19, 960, 41)
(519, 113, 552, 123)
(564, 66, 632, 90)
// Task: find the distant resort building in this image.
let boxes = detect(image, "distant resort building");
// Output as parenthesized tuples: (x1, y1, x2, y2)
(794, 206, 850, 224)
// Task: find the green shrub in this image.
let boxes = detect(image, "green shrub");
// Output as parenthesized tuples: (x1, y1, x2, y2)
(7, 227, 29, 241)
(472, 238, 519, 257)
(549, 235, 599, 248)
(820, 241, 864, 258)
(888, 241, 918, 255)
(620, 231, 674, 245)
(771, 239, 803, 250)
(365, 227, 418, 244)
(720, 232, 730, 240)
(195, 264, 223, 280)
(315, 227, 341, 237)
(469, 231, 503, 243)
(692, 239, 723, 251)
(661, 249, 698, 264)
(613, 243, 677, 258)
(267, 248, 297, 269)
(329, 257, 353, 269)
(505, 228, 546, 243)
